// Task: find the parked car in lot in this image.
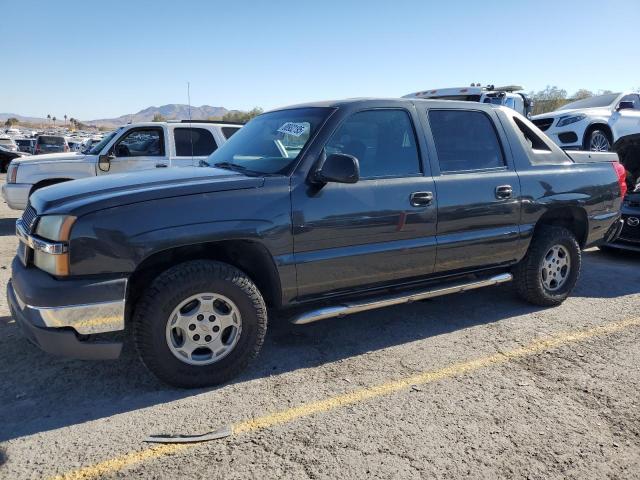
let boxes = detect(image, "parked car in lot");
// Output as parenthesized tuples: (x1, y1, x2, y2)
(604, 134, 640, 251)
(15, 138, 36, 154)
(0, 145, 28, 173)
(2, 121, 242, 210)
(531, 92, 640, 152)
(0, 136, 18, 152)
(34, 135, 69, 154)
(7, 98, 624, 388)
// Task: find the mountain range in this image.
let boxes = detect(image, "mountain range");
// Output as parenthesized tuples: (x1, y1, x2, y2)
(0, 104, 231, 128)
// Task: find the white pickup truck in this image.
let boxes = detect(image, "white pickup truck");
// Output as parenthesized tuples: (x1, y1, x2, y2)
(531, 92, 640, 152)
(2, 121, 242, 210)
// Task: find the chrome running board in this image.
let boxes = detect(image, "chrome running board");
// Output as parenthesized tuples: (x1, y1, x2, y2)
(290, 273, 513, 325)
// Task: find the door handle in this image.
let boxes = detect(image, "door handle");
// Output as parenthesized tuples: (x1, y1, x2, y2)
(495, 185, 513, 199)
(410, 191, 433, 207)
(156, 164, 168, 168)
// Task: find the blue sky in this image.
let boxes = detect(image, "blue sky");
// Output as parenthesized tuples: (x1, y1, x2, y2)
(2, 0, 638, 120)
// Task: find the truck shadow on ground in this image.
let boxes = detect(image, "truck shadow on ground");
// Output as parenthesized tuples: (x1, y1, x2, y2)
(0, 249, 638, 442)
(0, 218, 18, 237)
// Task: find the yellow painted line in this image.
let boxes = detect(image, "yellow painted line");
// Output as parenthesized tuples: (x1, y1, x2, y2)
(52, 316, 640, 480)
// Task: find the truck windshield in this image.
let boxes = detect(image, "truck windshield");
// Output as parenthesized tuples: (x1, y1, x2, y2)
(84, 129, 121, 154)
(207, 107, 333, 175)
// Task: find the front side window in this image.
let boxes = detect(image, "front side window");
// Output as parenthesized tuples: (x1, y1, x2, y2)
(174, 128, 217, 156)
(325, 109, 421, 178)
(114, 128, 163, 157)
(620, 94, 640, 110)
(208, 107, 332, 175)
(429, 110, 505, 173)
(86, 129, 120, 154)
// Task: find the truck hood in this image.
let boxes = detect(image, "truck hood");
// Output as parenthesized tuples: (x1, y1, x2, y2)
(30, 167, 264, 216)
(12, 152, 89, 165)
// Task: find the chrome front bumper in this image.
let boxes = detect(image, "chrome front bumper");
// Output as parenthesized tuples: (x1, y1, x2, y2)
(11, 285, 125, 335)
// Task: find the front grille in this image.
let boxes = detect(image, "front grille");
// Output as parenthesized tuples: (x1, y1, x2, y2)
(620, 215, 640, 242)
(532, 118, 554, 132)
(20, 204, 38, 232)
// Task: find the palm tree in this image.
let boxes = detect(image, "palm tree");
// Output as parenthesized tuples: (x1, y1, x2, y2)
(52, 116, 57, 127)
(64, 114, 68, 126)
(46, 114, 51, 127)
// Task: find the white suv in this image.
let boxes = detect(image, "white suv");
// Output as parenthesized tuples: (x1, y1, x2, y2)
(531, 92, 640, 151)
(2, 121, 242, 210)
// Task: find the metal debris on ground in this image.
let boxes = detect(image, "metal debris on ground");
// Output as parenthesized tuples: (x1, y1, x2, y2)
(144, 425, 233, 444)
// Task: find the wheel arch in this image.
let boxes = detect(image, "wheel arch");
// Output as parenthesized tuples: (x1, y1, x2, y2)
(126, 239, 283, 321)
(30, 178, 73, 196)
(534, 206, 589, 248)
(583, 123, 613, 149)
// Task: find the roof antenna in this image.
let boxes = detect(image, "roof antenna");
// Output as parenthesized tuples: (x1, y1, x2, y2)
(187, 81, 194, 166)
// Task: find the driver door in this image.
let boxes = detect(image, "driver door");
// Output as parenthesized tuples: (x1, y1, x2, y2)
(99, 126, 168, 174)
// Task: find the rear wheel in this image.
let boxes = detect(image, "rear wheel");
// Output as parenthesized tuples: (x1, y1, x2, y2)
(585, 129, 611, 152)
(514, 226, 581, 306)
(133, 260, 267, 388)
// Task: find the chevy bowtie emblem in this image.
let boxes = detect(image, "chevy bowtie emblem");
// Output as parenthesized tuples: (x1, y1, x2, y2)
(627, 217, 639, 227)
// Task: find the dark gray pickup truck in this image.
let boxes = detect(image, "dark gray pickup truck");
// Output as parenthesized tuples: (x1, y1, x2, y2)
(8, 99, 625, 387)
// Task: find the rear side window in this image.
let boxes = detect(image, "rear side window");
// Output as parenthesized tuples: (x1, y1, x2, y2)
(325, 109, 421, 178)
(429, 110, 504, 173)
(174, 128, 217, 156)
(513, 117, 551, 151)
(222, 127, 240, 139)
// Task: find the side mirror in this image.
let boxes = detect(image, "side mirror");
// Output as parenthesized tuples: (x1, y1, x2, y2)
(617, 101, 635, 111)
(314, 153, 360, 184)
(98, 153, 114, 172)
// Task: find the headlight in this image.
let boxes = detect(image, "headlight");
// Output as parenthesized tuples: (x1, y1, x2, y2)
(35, 215, 76, 241)
(556, 114, 586, 127)
(33, 215, 76, 276)
(7, 163, 18, 184)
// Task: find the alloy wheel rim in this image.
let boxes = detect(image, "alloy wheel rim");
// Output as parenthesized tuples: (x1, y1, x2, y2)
(589, 132, 610, 152)
(541, 245, 571, 292)
(165, 292, 242, 366)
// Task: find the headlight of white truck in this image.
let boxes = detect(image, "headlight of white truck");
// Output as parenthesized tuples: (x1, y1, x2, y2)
(33, 215, 76, 276)
(556, 114, 586, 127)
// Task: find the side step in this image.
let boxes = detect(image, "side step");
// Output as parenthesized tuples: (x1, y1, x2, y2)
(290, 272, 513, 325)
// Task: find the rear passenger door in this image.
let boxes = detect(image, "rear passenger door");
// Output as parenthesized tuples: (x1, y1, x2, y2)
(292, 108, 437, 298)
(423, 108, 522, 273)
(172, 127, 218, 167)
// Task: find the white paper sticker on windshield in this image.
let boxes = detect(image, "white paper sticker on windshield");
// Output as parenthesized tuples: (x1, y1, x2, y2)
(277, 122, 308, 137)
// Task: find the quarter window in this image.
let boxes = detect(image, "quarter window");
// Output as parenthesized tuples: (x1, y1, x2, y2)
(325, 109, 421, 178)
(429, 110, 505, 173)
(174, 128, 217, 156)
(222, 127, 241, 139)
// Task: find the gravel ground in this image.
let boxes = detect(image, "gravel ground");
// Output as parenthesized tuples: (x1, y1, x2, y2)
(0, 174, 639, 479)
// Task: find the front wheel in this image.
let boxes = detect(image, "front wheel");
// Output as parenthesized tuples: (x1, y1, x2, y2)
(585, 129, 611, 152)
(514, 226, 581, 306)
(133, 260, 267, 388)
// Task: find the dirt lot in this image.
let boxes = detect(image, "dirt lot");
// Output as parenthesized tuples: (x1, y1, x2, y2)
(0, 174, 639, 480)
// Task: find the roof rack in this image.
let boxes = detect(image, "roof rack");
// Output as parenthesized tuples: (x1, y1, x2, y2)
(179, 119, 245, 125)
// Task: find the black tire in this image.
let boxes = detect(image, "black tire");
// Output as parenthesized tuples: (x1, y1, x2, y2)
(0, 161, 8, 174)
(514, 225, 581, 307)
(584, 128, 611, 152)
(133, 260, 267, 388)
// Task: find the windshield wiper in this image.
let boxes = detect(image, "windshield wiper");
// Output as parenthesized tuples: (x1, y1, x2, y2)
(213, 162, 254, 174)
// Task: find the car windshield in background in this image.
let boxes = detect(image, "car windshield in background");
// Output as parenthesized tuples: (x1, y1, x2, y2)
(86, 129, 120, 154)
(38, 136, 65, 145)
(207, 107, 333, 175)
(558, 93, 620, 111)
